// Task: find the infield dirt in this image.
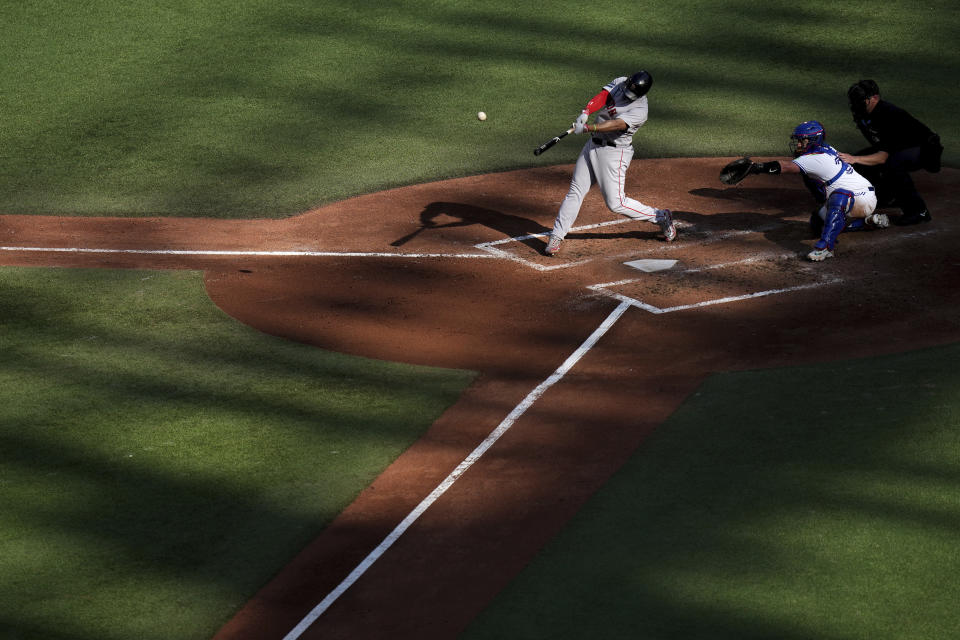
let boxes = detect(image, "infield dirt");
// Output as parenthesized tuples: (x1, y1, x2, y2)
(2, 158, 958, 639)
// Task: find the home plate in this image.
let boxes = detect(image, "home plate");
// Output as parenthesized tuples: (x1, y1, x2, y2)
(625, 259, 678, 273)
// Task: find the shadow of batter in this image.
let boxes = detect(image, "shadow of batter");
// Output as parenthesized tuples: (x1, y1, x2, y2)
(390, 201, 546, 250)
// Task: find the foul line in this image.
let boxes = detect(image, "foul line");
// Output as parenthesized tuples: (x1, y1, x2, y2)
(0, 246, 497, 259)
(281, 300, 633, 640)
(0, 221, 936, 266)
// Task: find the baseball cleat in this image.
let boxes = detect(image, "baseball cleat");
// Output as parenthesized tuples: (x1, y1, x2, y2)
(865, 213, 890, 228)
(892, 209, 932, 226)
(544, 234, 562, 256)
(807, 247, 834, 261)
(656, 208, 677, 242)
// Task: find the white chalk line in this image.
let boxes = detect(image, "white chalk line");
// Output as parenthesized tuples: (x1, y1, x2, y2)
(651, 279, 842, 314)
(281, 300, 633, 640)
(474, 219, 633, 272)
(676, 252, 796, 273)
(588, 252, 842, 314)
(583, 225, 941, 314)
(0, 217, 651, 267)
(588, 280, 842, 315)
(0, 219, 936, 265)
(476, 220, 939, 273)
(3, 217, 941, 635)
(479, 218, 633, 247)
(593, 252, 796, 289)
(475, 222, 780, 272)
(0, 246, 497, 259)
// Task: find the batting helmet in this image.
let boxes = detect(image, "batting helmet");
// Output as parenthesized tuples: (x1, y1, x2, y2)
(624, 71, 653, 101)
(790, 120, 825, 156)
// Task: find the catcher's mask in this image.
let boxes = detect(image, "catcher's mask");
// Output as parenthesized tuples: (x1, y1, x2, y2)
(791, 120, 825, 156)
(624, 71, 652, 101)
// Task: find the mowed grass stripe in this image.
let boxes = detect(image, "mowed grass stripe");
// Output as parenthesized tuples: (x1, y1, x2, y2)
(0, 267, 474, 639)
(464, 343, 960, 640)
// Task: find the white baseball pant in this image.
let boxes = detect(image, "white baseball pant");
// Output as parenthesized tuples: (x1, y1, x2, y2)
(551, 140, 658, 240)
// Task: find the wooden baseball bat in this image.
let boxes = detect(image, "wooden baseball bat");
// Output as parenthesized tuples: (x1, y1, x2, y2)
(533, 127, 575, 156)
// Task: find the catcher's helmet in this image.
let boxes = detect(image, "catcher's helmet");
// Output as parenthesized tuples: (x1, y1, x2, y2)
(624, 71, 653, 101)
(791, 120, 825, 156)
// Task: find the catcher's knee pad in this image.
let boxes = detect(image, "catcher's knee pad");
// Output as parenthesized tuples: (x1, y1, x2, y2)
(826, 190, 854, 216)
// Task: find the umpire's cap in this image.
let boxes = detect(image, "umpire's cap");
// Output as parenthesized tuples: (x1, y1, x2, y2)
(848, 79, 880, 113)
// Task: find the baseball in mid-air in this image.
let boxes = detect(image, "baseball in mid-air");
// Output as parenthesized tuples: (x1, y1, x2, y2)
(477, 111, 487, 121)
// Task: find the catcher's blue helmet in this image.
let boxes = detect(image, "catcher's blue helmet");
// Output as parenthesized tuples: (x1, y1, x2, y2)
(791, 120, 825, 156)
(624, 71, 653, 101)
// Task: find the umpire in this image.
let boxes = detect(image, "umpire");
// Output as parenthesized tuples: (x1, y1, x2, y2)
(839, 79, 943, 226)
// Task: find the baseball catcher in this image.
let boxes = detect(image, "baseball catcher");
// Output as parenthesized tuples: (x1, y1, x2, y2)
(720, 121, 889, 261)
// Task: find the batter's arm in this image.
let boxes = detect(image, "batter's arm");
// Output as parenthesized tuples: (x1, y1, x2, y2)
(582, 90, 611, 114)
(585, 118, 628, 134)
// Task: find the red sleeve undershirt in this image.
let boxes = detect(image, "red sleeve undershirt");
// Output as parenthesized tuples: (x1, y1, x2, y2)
(583, 90, 610, 114)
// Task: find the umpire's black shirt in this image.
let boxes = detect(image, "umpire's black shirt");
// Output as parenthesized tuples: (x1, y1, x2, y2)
(855, 100, 934, 153)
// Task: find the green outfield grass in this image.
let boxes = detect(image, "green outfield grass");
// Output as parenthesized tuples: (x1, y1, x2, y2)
(0, 0, 955, 218)
(0, 267, 474, 639)
(464, 344, 960, 640)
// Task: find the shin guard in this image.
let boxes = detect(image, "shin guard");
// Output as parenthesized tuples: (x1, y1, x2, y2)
(816, 190, 854, 250)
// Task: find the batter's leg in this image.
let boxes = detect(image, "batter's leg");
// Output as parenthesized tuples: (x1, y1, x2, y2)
(551, 144, 597, 239)
(594, 145, 657, 222)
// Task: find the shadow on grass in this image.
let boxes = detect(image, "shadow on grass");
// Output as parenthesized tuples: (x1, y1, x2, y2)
(0, 267, 476, 640)
(1, 2, 955, 217)
(463, 344, 960, 640)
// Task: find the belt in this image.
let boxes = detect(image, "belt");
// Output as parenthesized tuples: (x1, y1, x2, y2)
(591, 137, 616, 148)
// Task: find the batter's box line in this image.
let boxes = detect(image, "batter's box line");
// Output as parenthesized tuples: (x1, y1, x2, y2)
(588, 255, 843, 313)
(587, 278, 843, 314)
(588, 225, 943, 314)
(475, 220, 781, 272)
(475, 219, 632, 272)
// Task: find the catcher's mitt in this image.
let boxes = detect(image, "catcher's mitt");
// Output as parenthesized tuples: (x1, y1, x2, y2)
(719, 157, 756, 185)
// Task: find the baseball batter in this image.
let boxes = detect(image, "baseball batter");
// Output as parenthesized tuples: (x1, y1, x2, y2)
(743, 120, 885, 261)
(544, 71, 675, 256)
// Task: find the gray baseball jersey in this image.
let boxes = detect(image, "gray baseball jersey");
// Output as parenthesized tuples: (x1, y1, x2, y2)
(591, 77, 649, 148)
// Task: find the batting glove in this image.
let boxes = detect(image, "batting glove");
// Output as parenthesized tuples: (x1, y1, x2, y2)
(574, 111, 589, 134)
